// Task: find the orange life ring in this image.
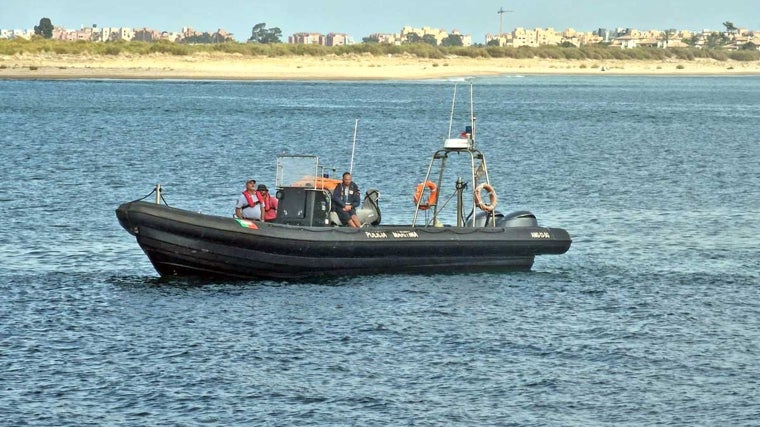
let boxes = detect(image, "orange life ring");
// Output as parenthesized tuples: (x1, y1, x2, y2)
(414, 181, 438, 210)
(474, 182, 498, 212)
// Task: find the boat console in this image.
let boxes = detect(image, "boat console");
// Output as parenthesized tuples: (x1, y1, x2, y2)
(273, 154, 381, 227)
(275, 187, 331, 227)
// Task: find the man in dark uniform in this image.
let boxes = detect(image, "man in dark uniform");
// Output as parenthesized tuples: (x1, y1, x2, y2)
(331, 172, 361, 228)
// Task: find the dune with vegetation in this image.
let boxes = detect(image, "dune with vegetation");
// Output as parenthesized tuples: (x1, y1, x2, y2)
(2, 39, 759, 80)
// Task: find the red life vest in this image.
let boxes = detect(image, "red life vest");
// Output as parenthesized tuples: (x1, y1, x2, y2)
(242, 191, 259, 209)
(258, 191, 278, 221)
(256, 191, 270, 212)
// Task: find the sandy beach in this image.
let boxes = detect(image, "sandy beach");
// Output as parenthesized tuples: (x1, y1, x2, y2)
(2, 52, 760, 80)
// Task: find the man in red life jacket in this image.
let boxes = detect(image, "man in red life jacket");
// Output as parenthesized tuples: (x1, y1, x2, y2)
(257, 184, 278, 222)
(235, 179, 262, 220)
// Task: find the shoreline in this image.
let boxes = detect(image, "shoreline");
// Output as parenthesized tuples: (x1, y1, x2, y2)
(2, 53, 760, 80)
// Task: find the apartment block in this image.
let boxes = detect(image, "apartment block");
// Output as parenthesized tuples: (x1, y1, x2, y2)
(326, 33, 352, 46)
(289, 32, 325, 45)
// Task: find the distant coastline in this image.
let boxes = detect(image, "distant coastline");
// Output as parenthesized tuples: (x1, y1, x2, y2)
(2, 52, 760, 80)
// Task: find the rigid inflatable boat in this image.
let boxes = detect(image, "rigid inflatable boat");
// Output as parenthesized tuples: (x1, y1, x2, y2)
(116, 84, 571, 279)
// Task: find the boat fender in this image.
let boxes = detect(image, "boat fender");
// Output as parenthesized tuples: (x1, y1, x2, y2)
(474, 183, 498, 212)
(414, 181, 438, 210)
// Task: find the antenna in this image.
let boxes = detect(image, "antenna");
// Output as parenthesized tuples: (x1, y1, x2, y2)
(349, 119, 358, 174)
(447, 83, 457, 139)
(497, 6, 514, 36)
(469, 81, 475, 143)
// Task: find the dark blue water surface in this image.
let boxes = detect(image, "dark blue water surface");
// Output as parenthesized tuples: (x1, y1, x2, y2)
(1, 76, 758, 425)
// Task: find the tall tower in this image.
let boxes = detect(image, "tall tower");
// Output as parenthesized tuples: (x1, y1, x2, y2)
(497, 6, 514, 36)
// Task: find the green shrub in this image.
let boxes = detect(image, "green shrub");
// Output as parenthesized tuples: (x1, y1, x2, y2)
(148, 41, 187, 55)
(562, 48, 584, 60)
(728, 50, 760, 61)
(485, 46, 505, 58)
(1, 38, 758, 65)
(103, 45, 122, 55)
(512, 46, 535, 59)
(212, 42, 248, 54)
(708, 50, 728, 61)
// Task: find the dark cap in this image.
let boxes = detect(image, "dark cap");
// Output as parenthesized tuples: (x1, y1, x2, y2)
(257, 184, 268, 191)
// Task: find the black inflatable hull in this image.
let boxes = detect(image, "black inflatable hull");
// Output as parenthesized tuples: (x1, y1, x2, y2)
(116, 201, 571, 279)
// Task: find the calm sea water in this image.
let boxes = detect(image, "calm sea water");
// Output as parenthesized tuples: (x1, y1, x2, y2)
(1, 76, 758, 425)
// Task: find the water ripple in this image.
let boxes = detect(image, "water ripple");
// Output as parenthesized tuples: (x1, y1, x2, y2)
(1, 77, 759, 425)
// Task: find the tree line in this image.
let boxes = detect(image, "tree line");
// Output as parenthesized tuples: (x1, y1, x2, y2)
(4, 37, 759, 63)
(26, 17, 759, 54)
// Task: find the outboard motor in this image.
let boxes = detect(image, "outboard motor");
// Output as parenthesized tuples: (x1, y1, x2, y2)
(467, 210, 504, 227)
(496, 210, 538, 227)
(358, 189, 381, 226)
(467, 210, 538, 227)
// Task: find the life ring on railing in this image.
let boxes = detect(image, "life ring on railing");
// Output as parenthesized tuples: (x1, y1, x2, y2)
(474, 182, 498, 212)
(414, 181, 438, 210)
